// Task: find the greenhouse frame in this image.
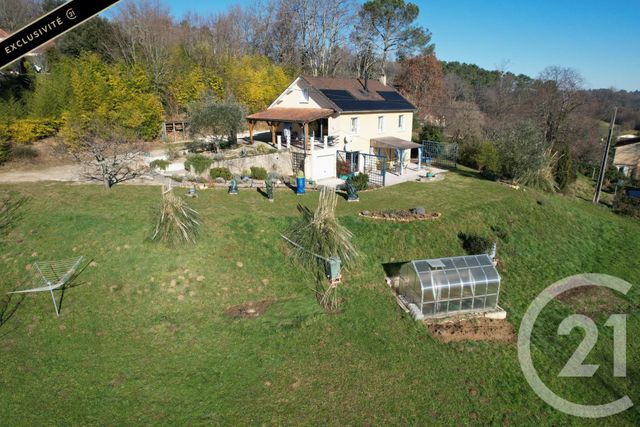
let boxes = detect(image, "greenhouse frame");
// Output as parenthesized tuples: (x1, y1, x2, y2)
(398, 254, 501, 318)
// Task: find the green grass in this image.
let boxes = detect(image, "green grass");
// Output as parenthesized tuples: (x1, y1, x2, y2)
(0, 172, 639, 425)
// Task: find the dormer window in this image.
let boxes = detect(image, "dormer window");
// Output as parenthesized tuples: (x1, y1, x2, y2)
(301, 88, 310, 103)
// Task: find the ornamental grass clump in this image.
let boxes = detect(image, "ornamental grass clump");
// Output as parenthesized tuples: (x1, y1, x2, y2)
(151, 187, 200, 246)
(285, 187, 359, 311)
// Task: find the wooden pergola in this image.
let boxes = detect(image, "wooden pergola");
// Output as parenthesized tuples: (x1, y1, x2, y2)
(246, 108, 335, 149)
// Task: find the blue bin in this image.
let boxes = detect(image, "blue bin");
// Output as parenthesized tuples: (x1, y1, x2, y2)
(296, 177, 305, 195)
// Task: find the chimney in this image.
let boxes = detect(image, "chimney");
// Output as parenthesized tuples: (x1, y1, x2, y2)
(379, 74, 387, 86)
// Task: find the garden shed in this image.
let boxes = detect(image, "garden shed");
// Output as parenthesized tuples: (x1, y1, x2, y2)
(398, 254, 501, 318)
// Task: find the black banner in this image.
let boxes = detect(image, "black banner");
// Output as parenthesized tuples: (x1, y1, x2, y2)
(0, 0, 122, 69)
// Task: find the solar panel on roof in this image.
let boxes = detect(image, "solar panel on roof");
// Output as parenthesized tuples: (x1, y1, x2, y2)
(319, 89, 415, 112)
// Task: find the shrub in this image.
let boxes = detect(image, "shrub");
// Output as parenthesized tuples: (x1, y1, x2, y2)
(419, 123, 444, 142)
(458, 232, 494, 255)
(256, 144, 270, 154)
(184, 154, 212, 175)
(151, 188, 200, 246)
(250, 166, 268, 180)
(11, 144, 38, 160)
(495, 121, 556, 191)
(351, 173, 369, 191)
(474, 141, 500, 177)
(0, 142, 12, 164)
(554, 143, 576, 192)
(164, 144, 180, 161)
(150, 159, 170, 171)
(613, 191, 640, 219)
(284, 187, 359, 311)
(0, 118, 62, 144)
(241, 169, 251, 178)
(210, 167, 232, 180)
(171, 175, 184, 183)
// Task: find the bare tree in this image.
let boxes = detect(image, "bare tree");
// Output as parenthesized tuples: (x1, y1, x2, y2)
(110, 0, 176, 92)
(69, 127, 148, 189)
(289, 0, 356, 76)
(535, 66, 586, 148)
(0, 0, 40, 32)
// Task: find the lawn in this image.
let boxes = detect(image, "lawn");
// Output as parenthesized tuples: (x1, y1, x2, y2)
(0, 171, 638, 425)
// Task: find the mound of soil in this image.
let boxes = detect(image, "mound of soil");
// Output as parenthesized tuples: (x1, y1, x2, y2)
(360, 210, 441, 222)
(556, 283, 634, 316)
(224, 299, 276, 318)
(425, 317, 516, 344)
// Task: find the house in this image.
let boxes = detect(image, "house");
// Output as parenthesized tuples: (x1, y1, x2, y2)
(614, 136, 640, 179)
(246, 76, 422, 183)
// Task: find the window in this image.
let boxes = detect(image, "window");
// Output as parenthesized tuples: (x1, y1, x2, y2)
(350, 117, 359, 134)
(301, 88, 310, 103)
(398, 114, 405, 130)
(377, 116, 384, 133)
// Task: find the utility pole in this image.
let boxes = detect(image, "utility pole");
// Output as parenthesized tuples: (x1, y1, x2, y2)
(593, 107, 618, 204)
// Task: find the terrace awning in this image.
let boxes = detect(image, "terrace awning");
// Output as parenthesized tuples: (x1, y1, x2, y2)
(246, 108, 335, 148)
(370, 136, 422, 150)
(246, 108, 335, 123)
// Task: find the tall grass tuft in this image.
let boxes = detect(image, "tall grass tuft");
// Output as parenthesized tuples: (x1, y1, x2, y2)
(284, 187, 359, 311)
(151, 187, 200, 246)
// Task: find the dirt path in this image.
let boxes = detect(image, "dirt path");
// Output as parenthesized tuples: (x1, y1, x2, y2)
(0, 164, 84, 183)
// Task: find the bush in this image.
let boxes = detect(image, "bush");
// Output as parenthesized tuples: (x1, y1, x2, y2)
(0, 142, 11, 165)
(151, 188, 200, 246)
(0, 118, 62, 144)
(11, 144, 38, 160)
(554, 143, 576, 192)
(256, 144, 270, 154)
(351, 173, 369, 191)
(150, 159, 170, 171)
(474, 141, 500, 177)
(210, 167, 232, 180)
(184, 154, 212, 175)
(419, 123, 444, 142)
(613, 191, 640, 219)
(458, 232, 494, 255)
(250, 166, 268, 180)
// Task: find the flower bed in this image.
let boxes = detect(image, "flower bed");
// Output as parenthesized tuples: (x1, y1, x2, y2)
(359, 208, 441, 222)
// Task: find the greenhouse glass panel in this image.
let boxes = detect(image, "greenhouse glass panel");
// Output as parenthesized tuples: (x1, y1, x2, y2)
(398, 255, 501, 318)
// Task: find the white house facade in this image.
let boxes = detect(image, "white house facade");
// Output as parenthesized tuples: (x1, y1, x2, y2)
(247, 76, 421, 184)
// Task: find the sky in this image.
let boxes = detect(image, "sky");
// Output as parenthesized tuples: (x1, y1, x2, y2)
(159, 0, 640, 91)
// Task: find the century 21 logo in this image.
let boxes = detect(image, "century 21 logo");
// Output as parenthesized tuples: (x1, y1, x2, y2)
(518, 274, 633, 418)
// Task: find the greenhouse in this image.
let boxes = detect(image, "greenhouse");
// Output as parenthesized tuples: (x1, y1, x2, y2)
(398, 254, 501, 318)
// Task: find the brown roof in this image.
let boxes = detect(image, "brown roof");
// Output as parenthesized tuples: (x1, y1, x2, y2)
(370, 136, 422, 150)
(302, 76, 387, 101)
(0, 28, 10, 39)
(247, 108, 335, 123)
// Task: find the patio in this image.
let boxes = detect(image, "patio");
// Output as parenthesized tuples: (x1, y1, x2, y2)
(317, 163, 448, 188)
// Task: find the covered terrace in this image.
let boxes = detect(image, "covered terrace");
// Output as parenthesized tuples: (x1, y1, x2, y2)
(370, 136, 424, 175)
(246, 108, 336, 151)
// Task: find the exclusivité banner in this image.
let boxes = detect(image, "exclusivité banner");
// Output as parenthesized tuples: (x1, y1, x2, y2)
(0, 0, 122, 69)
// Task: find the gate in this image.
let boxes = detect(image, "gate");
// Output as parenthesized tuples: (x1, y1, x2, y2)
(421, 140, 459, 169)
(291, 152, 306, 174)
(361, 153, 387, 186)
(336, 150, 359, 178)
